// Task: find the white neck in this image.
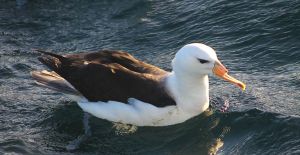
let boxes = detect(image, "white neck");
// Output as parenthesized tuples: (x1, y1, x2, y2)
(166, 71, 209, 115)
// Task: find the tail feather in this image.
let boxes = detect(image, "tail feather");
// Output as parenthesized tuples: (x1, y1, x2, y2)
(33, 49, 69, 72)
(31, 70, 80, 95)
(34, 49, 67, 61)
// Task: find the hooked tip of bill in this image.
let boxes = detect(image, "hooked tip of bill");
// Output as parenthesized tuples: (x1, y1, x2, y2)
(237, 82, 246, 91)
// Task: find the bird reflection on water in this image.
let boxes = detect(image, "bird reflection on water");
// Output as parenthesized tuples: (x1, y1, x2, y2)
(45, 102, 229, 154)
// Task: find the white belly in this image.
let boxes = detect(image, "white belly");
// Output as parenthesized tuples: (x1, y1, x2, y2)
(77, 98, 200, 126)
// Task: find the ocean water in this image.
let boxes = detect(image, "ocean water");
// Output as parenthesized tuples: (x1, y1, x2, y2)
(1, 0, 300, 154)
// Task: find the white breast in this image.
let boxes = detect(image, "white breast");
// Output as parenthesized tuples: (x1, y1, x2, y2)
(166, 72, 210, 115)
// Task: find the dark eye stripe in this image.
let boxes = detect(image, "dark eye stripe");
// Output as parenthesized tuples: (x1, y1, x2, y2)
(197, 58, 209, 64)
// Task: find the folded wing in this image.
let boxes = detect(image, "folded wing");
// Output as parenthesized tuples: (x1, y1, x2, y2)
(32, 50, 176, 107)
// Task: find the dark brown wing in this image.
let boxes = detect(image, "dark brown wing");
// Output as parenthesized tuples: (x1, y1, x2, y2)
(64, 50, 167, 75)
(37, 50, 176, 107)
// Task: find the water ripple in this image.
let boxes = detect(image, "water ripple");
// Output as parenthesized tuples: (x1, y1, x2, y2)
(0, 0, 299, 154)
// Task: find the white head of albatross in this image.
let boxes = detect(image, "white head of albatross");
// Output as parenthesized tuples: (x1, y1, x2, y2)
(166, 43, 246, 116)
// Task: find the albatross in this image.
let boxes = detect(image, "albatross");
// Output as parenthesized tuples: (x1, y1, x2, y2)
(31, 43, 246, 126)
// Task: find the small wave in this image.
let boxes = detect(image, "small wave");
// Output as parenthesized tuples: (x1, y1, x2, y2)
(0, 66, 14, 79)
(216, 109, 300, 154)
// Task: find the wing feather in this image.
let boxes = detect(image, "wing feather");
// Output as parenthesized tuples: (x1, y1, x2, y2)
(34, 50, 176, 107)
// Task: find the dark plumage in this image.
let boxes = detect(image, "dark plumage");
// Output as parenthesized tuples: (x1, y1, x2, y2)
(33, 50, 176, 107)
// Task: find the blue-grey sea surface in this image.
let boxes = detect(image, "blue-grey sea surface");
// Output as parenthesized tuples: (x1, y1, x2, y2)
(0, 0, 300, 154)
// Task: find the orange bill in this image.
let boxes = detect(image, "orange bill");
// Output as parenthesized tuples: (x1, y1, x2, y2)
(213, 61, 246, 91)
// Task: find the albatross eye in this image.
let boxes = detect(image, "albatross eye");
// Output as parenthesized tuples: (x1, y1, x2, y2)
(197, 58, 209, 64)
